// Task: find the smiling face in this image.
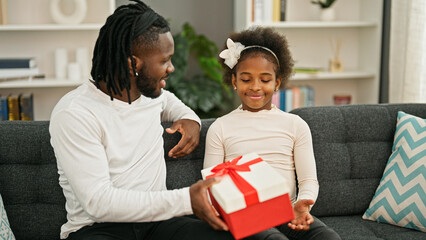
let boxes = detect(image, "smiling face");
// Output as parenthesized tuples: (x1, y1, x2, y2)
(132, 31, 175, 99)
(232, 54, 281, 112)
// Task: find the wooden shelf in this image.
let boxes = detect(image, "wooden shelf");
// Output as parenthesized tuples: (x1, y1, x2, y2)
(0, 79, 85, 88)
(291, 72, 375, 81)
(248, 21, 377, 29)
(0, 24, 103, 31)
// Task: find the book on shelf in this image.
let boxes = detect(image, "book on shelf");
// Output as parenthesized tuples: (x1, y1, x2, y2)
(280, 0, 286, 21)
(272, 86, 315, 112)
(252, 0, 286, 23)
(19, 93, 34, 121)
(0, 95, 7, 120)
(0, 0, 8, 25)
(272, 0, 280, 22)
(0, 58, 37, 68)
(293, 67, 323, 74)
(285, 88, 293, 111)
(0, 68, 40, 80)
(1, 93, 34, 121)
(7, 94, 20, 120)
(292, 86, 301, 109)
(263, 0, 273, 23)
(253, 0, 263, 23)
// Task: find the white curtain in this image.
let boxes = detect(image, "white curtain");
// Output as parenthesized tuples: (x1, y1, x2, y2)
(389, 0, 426, 103)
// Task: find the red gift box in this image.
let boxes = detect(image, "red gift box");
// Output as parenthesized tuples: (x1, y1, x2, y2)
(201, 153, 294, 239)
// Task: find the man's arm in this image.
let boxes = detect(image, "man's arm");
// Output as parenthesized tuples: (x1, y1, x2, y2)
(161, 90, 201, 158)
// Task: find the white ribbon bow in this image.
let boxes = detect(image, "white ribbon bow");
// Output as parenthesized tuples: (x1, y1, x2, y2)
(219, 38, 246, 69)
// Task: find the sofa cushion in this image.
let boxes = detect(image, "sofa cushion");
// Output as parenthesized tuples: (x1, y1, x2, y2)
(362, 111, 425, 231)
(0, 194, 15, 240)
(320, 215, 425, 240)
(290, 104, 426, 217)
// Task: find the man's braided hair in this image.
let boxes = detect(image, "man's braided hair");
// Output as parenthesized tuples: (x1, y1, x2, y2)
(91, 0, 170, 103)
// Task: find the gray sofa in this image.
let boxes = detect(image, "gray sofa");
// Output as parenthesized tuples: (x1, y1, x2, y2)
(0, 103, 425, 240)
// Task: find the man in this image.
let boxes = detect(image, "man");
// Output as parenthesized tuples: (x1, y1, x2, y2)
(49, 1, 232, 239)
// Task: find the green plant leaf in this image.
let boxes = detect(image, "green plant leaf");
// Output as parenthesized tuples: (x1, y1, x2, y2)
(311, 0, 336, 8)
(167, 22, 233, 117)
(198, 57, 222, 83)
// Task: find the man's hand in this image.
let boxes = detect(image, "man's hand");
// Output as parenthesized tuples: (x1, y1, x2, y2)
(190, 178, 229, 231)
(288, 199, 315, 231)
(166, 119, 200, 158)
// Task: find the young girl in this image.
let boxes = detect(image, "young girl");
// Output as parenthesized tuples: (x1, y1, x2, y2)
(204, 27, 341, 240)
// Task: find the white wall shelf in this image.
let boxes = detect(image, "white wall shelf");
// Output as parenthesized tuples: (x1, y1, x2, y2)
(291, 72, 375, 81)
(248, 21, 377, 29)
(0, 24, 103, 31)
(0, 79, 85, 89)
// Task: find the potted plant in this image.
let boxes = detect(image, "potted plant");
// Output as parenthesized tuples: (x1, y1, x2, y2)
(166, 22, 232, 118)
(311, 0, 337, 21)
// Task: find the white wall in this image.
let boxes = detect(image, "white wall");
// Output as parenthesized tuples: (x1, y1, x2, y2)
(116, 0, 234, 51)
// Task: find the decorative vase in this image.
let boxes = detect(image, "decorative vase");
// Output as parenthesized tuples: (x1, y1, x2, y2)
(54, 48, 68, 79)
(329, 58, 343, 72)
(50, 0, 88, 24)
(320, 8, 336, 21)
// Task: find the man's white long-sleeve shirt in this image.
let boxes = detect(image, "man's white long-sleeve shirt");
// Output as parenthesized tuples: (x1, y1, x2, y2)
(49, 81, 201, 239)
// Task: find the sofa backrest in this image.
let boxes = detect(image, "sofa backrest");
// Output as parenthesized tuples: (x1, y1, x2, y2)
(0, 119, 215, 240)
(290, 104, 426, 217)
(0, 121, 65, 240)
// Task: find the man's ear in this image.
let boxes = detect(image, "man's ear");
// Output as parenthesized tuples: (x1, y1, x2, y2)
(128, 55, 142, 76)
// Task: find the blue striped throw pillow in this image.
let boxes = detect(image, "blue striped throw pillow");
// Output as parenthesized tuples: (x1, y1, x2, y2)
(363, 111, 425, 231)
(0, 194, 16, 240)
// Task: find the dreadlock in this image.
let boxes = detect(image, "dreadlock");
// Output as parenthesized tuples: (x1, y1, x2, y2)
(91, 0, 170, 103)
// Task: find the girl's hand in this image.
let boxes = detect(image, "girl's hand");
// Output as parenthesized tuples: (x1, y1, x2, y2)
(288, 199, 315, 231)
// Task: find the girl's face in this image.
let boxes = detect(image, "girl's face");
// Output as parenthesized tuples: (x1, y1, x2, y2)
(232, 55, 281, 112)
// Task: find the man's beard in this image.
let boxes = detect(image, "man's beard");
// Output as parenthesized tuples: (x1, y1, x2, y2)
(136, 66, 163, 99)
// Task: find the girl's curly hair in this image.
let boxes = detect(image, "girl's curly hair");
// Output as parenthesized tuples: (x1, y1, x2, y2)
(219, 27, 294, 88)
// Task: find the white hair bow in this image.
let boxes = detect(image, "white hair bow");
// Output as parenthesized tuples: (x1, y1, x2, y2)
(219, 38, 280, 69)
(219, 38, 246, 69)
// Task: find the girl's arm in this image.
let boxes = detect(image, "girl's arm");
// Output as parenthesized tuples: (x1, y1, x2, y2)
(204, 120, 226, 168)
(293, 117, 319, 203)
(288, 117, 318, 230)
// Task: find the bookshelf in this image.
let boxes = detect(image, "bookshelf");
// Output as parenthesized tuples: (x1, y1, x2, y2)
(234, 0, 383, 106)
(0, 0, 115, 120)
